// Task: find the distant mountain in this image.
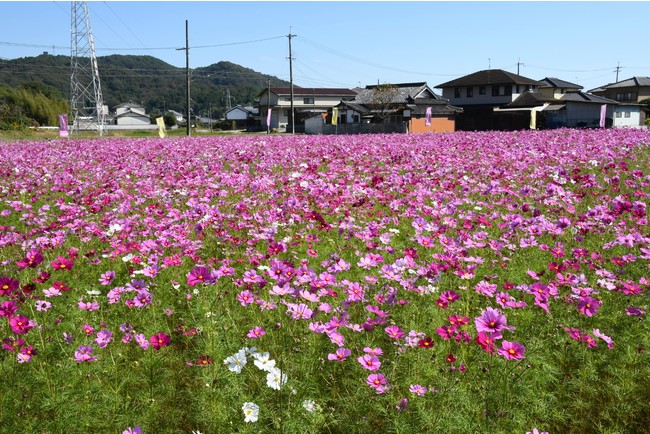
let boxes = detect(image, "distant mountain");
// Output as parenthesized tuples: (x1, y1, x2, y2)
(0, 53, 290, 117)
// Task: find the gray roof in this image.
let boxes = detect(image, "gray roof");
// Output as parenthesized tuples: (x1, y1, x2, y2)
(590, 77, 650, 91)
(503, 91, 557, 108)
(436, 69, 544, 88)
(560, 91, 618, 104)
(538, 77, 583, 90)
(353, 82, 442, 105)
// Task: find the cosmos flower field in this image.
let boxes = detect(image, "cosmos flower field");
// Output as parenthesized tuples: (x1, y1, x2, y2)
(1, 129, 649, 433)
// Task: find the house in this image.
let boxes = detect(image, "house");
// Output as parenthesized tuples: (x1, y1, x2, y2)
(496, 90, 618, 129)
(436, 70, 544, 130)
(167, 110, 185, 124)
(305, 82, 462, 134)
(258, 87, 358, 132)
(588, 77, 650, 127)
(112, 102, 151, 127)
(224, 105, 259, 129)
(537, 77, 583, 99)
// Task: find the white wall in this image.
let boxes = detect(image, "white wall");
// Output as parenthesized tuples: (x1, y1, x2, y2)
(614, 106, 642, 128)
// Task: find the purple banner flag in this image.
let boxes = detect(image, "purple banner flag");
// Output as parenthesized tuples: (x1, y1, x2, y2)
(425, 107, 432, 126)
(58, 114, 68, 138)
(599, 104, 607, 128)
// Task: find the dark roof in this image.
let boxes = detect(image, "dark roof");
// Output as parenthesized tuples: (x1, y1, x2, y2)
(226, 105, 259, 115)
(353, 83, 442, 105)
(436, 69, 544, 88)
(589, 77, 650, 92)
(336, 101, 370, 114)
(538, 77, 583, 90)
(560, 91, 618, 104)
(503, 91, 557, 108)
(113, 101, 145, 109)
(266, 87, 357, 97)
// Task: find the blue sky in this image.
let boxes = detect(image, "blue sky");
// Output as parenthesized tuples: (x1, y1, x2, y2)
(1, 1, 648, 92)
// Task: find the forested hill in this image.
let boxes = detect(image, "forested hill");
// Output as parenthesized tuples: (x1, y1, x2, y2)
(0, 53, 290, 117)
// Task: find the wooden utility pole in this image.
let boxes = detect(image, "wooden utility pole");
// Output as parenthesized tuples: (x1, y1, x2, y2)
(185, 20, 190, 136)
(288, 29, 296, 134)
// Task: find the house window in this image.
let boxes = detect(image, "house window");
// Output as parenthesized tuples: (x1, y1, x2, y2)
(454, 88, 461, 98)
(616, 92, 636, 101)
(479, 86, 486, 95)
(283, 109, 290, 117)
(615, 112, 622, 118)
(466, 87, 473, 98)
(492, 86, 500, 96)
(303, 97, 314, 104)
(352, 115, 360, 123)
(284, 97, 292, 102)
(505, 85, 512, 96)
(624, 112, 631, 118)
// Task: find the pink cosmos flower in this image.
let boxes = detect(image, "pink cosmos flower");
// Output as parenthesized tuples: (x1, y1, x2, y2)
(0, 301, 19, 319)
(366, 373, 389, 394)
(384, 325, 405, 340)
(363, 347, 384, 356)
(327, 347, 351, 362)
(497, 340, 526, 360)
(99, 271, 115, 286)
(247, 326, 266, 339)
(592, 329, 613, 349)
(94, 329, 114, 348)
(357, 354, 381, 371)
(74, 345, 98, 363)
(409, 384, 427, 396)
(237, 290, 255, 306)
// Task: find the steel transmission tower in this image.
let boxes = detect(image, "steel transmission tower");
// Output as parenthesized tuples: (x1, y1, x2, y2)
(70, 1, 105, 135)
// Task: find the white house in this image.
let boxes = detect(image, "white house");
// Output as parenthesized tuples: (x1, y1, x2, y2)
(258, 87, 357, 131)
(113, 102, 151, 127)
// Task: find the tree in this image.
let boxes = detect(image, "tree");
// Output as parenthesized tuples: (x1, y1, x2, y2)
(367, 83, 400, 123)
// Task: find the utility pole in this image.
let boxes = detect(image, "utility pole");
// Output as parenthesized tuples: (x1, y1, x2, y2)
(517, 58, 525, 75)
(288, 28, 296, 134)
(614, 61, 622, 82)
(177, 20, 190, 136)
(225, 88, 232, 111)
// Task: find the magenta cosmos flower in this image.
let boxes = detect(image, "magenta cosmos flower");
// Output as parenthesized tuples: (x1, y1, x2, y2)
(0, 276, 19, 296)
(475, 306, 511, 339)
(577, 296, 600, 317)
(150, 333, 171, 350)
(9, 315, 34, 335)
(497, 340, 526, 360)
(51, 256, 74, 271)
(187, 266, 212, 286)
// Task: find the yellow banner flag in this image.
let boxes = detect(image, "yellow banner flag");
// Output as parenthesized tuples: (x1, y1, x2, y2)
(332, 107, 338, 126)
(529, 109, 537, 130)
(156, 117, 166, 138)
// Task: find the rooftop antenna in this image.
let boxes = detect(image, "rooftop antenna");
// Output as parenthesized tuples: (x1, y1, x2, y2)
(70, 1, 106, 136)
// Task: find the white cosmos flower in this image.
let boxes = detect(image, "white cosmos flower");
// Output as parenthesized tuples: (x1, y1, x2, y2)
(253, 352, 276, 372)
(302, 399, 319, 413)
(224, 350, 247, 374)
(242, 402, 259, 423)
(266, 367, 287, 390)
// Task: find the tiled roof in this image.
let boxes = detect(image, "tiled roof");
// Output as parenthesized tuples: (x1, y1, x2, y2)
(538, 77, 583, 89)
(353, 83, 441, 105)
(590, 77, 650, 90)
(436, 69, 544, 88)
(560, 91, 618, 104)
(503, 91, 557, 108)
